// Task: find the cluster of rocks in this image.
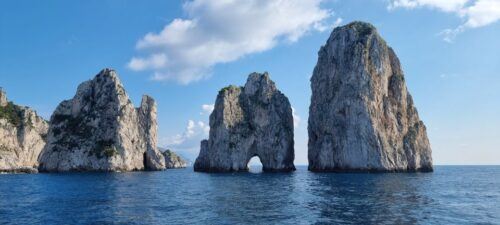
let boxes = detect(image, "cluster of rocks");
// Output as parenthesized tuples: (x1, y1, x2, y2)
(1, 69, 187, 173)
(194, 21, 432, 173)
(0, 21, 433, 174)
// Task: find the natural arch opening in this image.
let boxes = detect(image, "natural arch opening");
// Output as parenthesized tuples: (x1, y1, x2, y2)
(143, 152, 148, 170)
(247, 155, 263, 173)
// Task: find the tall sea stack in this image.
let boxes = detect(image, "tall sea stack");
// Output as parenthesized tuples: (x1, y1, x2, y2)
(0, 88, 48, 173)
(38, 69, 166, 172)
(194, 72, 295, 172)
(308, 21, 433, 172)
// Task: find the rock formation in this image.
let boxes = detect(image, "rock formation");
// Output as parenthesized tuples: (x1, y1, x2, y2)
(0, 88, 49, 173)
(194, 72, 295, 172)
(38, 69, 166, 172)
(0, 88, 7, 107)
(162, 149, 188, 169)
(308, 21, 433, 172)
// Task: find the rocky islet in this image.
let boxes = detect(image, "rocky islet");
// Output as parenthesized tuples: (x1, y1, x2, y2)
(308, 21, 433, 172)
(194, 72, 296, 172)
(38, 69, 166, 172)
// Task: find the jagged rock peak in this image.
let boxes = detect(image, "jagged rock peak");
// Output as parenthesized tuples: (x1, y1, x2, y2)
(243, 72, 276, 96)
(38, 68, 165, 172)
(308, 21, 433, 172)
(344, 21, 376, 34)
(0, 87, 7, 107)
(0, 88, 48, 173)
(194, 72, 295, 172)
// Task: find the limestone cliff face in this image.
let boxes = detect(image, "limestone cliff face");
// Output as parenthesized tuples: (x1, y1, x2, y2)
(38, 69, 165, 172)
(308, 22, 433, 172)
(194, 72, 295, 172)
(162, 149, 188, 169)
(0, 88, 48, 173)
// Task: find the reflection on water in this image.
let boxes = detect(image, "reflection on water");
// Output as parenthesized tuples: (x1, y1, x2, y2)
(308, 173, 433, 224)
(0, 166, 499, 225)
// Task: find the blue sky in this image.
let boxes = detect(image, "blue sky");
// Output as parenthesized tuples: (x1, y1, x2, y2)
(1, 0, 499, 165)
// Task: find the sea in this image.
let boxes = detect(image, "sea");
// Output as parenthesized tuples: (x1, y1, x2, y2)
(0, 166, 499, 225)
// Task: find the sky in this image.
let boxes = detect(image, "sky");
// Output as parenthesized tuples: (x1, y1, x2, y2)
(1, 0, 499, 165)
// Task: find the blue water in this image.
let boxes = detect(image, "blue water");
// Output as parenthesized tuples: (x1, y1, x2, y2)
(0, 166, 499, 225)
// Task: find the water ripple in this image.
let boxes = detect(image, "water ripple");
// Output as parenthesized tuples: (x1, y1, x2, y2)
(0, 166, 499, 225)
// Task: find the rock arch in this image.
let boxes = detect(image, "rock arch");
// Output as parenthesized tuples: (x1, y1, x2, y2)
(194, 72, 295, 172)
(247, 154, 263, 170)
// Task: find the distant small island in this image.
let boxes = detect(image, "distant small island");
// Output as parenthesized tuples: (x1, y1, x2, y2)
(161, 148, 188, 169)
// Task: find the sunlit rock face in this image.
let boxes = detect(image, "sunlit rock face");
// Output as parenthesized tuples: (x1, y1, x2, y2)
(194, 72, 295, 172)
(0, 88, 49, 173)
(308, 21, 433, 172)
(39, 69, 165, 172)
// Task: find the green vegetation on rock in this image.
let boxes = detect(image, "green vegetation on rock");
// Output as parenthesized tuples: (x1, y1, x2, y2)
(347, 21, 375, 36)
(51, 114, 93, 139)
(219, 85, 241, 95)
(0, 102, 23, 127)
(90, 140, 118, 159)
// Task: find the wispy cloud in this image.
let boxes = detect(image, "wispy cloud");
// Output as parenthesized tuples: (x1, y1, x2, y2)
(292, 107, 301, 128)
(128, 0, 335, 84)
(200, 104, 214, 115)
(332, 17, 343, 28)
(160, 104, 214, 158)
(160, 119, 209, 154)
(388, 0, 500, 42)
(387, 0, 468, 12)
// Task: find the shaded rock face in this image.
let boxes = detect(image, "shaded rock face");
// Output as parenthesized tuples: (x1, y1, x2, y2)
(38, 69, 165, 172)
(0, 88, 48, 173)
(162, 149, 188, 169)
(308, 22, 433, 172)
(194, 73, 295, 172)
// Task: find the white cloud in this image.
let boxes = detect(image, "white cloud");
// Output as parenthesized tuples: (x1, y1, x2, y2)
(160, 119, 209, 154)
(388, 0, 500, 42)
(438, 26, 466, 42)
(128, 54, 167, 71)
(128, 0, 334, 84)
(160, 104, 214, 159)
(292, 107, 301, 128)
(388, 0, 469, 12)
(462, 0, 500, 28)
(332, 17, 344, 28)
(200, 104, 214, 115)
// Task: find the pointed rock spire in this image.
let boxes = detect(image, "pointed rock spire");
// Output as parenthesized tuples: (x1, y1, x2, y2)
(0, 87, 7, 107)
